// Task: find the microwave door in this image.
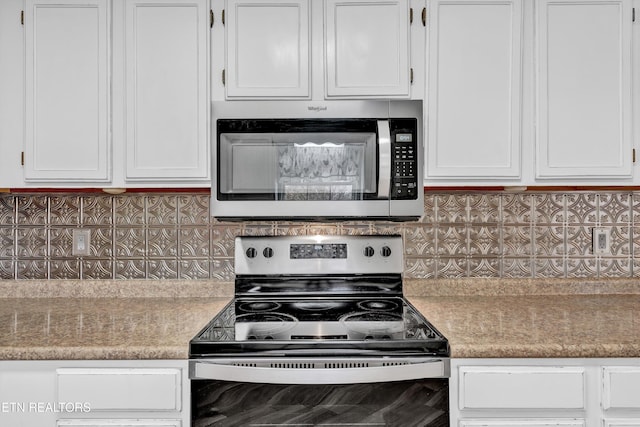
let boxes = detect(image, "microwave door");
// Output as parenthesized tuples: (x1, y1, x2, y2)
(212, 114, 419, 219)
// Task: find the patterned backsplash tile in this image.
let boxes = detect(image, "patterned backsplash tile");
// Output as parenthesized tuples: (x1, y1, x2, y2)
(0, 191, 637, 280)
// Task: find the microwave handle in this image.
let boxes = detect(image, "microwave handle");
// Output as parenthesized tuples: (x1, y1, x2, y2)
(377, 120, 391, 199)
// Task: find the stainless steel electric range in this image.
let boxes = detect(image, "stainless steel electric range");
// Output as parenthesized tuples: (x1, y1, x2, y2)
(190, 235, 450, 427)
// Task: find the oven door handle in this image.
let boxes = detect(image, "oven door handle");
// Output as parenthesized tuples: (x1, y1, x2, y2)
(376, 120, 392, 199)
(190, 359, 448, 384)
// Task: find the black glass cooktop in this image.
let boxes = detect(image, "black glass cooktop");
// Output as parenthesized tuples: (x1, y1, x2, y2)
(190, 273, 449, 358)
(190, 300, 448, 358)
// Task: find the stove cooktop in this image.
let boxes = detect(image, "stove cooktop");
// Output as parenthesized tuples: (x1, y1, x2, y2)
(189, 296, 448, 358)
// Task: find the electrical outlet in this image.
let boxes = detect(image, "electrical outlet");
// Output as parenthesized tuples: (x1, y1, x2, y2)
(72, 229, 91, 256)
(592, 227, 610, 255)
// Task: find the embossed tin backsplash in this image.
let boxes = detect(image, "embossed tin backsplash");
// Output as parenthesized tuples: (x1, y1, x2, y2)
(0, 192, 638, 280)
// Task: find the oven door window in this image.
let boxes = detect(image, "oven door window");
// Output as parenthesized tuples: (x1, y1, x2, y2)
(217, 119, 379, 201)
(192, 378, 448, 427)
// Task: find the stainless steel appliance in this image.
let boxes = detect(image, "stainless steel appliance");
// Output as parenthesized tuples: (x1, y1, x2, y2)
(211, 100, 423, 220)
(190, 235, 449, 427)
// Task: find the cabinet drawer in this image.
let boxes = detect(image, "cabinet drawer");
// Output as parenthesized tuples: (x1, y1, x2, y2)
(57, 368, 181, 411)
(459, 366, 585, 409)
(460, 420, 585, 427)
(603, 367, 640, 409)
(58, 421, 181, 427)
(604, 421, 640, 427)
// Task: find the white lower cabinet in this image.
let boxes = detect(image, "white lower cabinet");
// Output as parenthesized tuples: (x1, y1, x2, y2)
(56, 368, 182, 412)
(604, 422, 640, 427)
(460, 421, 585, 427)
(603, 367, 640, 410)
(0, 360, 188, 427)
(451, 359, 640, 427)
(459, 366, 585, 410)
(602, 367, 640, 427)
(57, 421, 181, 427)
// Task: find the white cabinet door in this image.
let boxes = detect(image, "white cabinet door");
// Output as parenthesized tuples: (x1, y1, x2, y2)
(535, 0, 633, 179)
(460, 421, 585, 427)
(124, 0, 209, 182)
(325, 0, 411, 98)
(0, 0, 26, 188)
(57, 368, 182, 411)
(603, 367, 640, 410)
(58, 421, 181, 427)
(225, 0, 310, 98)
(24, 0, 110, 182)
(425, 0, 523, 179)
(604, 421, 640, 427)
(0, 361, 187, 426)
(459, 366, 586, 410)
(0, 364, 58, 425)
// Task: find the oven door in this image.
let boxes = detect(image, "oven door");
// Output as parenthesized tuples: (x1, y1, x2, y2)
(190, 358, 449, 427)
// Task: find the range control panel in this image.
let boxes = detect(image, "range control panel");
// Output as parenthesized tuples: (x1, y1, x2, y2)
(289, 243, 348, 259)
(390, 119, 418, 200)
(235, 235, 404, 276)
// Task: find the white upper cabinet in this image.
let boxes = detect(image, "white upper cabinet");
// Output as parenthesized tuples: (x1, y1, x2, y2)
(324, 0, 411, 98)
(224, 0, 311, 98)
(21, 0, 210, 187)
(219, 0, 413, 100)
(123, 0, 210, 181)
(535, 0, 633, 180)
(425, 0, 523, 180)
(24, 0, 110, 182)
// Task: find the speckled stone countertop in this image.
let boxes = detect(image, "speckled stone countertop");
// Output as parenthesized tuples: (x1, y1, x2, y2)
(0, 280, 233, 360)
(0, 278, 638, 360)
(406, 278, 640, 358)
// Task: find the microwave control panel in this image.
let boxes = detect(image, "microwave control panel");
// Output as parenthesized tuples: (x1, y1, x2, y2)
(390, 119, 418, 200)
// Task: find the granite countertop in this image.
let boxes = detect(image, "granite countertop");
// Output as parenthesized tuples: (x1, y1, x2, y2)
(0, 281, 233, 360)
(406, 278, 640, 358)
(0, 278, 638, 360)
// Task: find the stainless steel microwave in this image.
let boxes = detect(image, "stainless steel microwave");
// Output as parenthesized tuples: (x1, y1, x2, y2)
(211, 100, 423, 220)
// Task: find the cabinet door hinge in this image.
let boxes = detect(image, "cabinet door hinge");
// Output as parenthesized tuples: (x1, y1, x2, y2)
(633, 148, 636, 163)
(222, 9, 225, 25)
(410, 68, 413, 84)
(633, 8, 636, 22)
(222, 69, 226, 86)
(210, 9, 214, 27)
(20, 10, 24, 25)
(421, 7, 426, 26)
(409, 8, 413, 25)
(21, 152, 24, 166)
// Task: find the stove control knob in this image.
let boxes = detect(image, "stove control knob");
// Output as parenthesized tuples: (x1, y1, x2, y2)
(245, 247, 257, 258)
(263, 247, 274, 258)
(363, 246, 375, 257)
(381, 246, 392, 257)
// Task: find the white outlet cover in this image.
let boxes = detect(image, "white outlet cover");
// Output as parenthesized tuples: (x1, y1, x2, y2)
(592, 227, 610, 255)
(72, 229, 91, 256)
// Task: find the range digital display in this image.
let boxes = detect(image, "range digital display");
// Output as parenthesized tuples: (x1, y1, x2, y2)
(290, 243, 347, 259)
